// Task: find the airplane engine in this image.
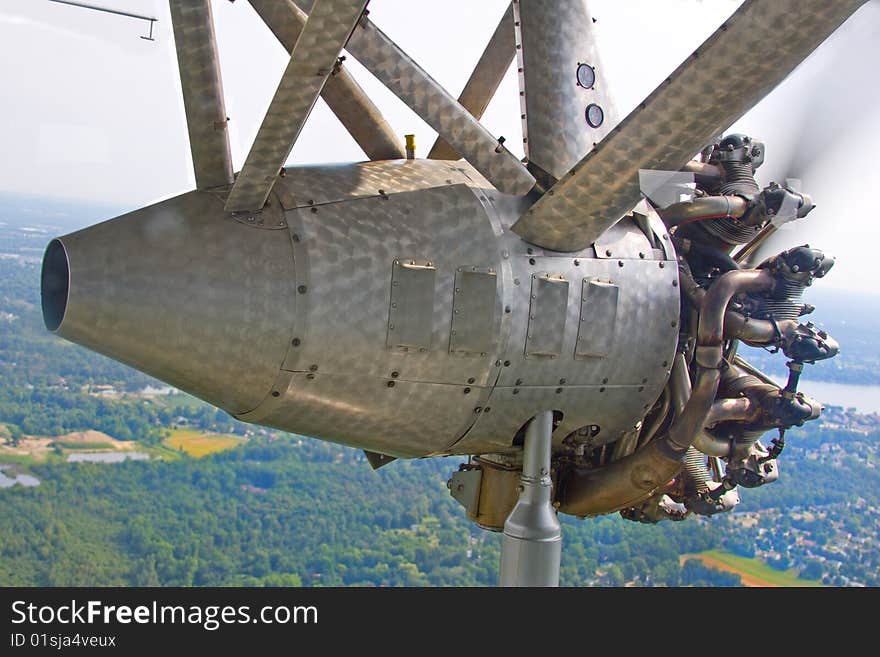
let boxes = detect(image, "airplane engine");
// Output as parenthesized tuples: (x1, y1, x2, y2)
(35, 0, 867, 585)
(41, 159, 679, 461)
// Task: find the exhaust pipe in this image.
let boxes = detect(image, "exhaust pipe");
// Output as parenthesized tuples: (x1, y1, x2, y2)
(40, 190, 296, 415)
(556, 269, 775, 517)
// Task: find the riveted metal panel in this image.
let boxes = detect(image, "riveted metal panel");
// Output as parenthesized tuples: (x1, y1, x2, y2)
(525, 273, 568, 358)
(345, 16, 536, 195)
(450, 267, 498, 355)
(495, 230, 679, 388)
(237, 371, 295, 423)
(468, 188, 517, 367)
(448, 384, 663, 456)
(282, 184, 504, 387)
(593, 217, 653, 260)
(227, 190, 288, 230)
(388, 260, 436, 351)
(511, 0, 866, 251)
(515, 0, 618, 180)
(273, 159, 478, 208)
(280, 207, 309, 373)
(54, 160, 681, 462)
(245, 372, 482, 458)
(576, 278, 619, 359)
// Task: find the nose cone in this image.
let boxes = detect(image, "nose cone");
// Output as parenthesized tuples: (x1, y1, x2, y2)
(41, 238, 69, 332)
(41, 191, 296, 415)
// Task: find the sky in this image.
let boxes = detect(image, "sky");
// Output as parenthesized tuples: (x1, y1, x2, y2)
(0, 0, 878, 293)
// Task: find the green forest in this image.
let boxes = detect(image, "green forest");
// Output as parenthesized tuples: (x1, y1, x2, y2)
(4, 423, 878, 587)
(0, 436, 726, 587)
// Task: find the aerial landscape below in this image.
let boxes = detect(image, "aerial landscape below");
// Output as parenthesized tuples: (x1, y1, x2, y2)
(1, 194, 878, 587)
(3, 0, 880, 591)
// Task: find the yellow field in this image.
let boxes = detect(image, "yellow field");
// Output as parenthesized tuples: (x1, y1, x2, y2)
(682, 550, 824, 587)
(164, 430, 243, 457)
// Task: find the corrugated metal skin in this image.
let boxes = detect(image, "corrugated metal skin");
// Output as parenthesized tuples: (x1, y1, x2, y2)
(512, 0, 867, 251)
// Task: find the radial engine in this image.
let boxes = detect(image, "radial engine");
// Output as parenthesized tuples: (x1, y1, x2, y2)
(449, 133, 839, 527)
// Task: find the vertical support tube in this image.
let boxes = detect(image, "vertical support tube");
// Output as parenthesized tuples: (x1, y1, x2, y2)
(500, 410, 561, 587)
(169, 1, 234, 190)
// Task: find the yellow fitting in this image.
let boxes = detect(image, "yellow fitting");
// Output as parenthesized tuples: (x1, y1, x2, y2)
(405, 134, 416, 151)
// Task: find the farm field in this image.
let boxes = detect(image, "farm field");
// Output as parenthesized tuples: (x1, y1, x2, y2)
(683, 549, 824, 587)
(164, 429, 243, 457)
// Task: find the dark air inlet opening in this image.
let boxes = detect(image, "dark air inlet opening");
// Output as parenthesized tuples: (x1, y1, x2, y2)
(41, 239, 70, 332)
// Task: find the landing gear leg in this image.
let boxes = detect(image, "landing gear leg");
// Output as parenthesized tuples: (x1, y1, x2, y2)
(499, 410, 562, 587)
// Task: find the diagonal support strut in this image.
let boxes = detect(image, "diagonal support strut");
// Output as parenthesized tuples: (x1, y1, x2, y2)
(247, 0, 404, 162)
(427, 3, 516, 161)
(225, 0, 368, 213)
(511, 0, 868, 252)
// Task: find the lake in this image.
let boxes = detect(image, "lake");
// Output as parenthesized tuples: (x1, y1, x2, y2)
(771, 379, 880, 414)
(0, 466, 40, 488)
(67, 452, 150, 463)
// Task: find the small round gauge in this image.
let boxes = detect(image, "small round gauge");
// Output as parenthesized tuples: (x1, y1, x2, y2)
(576, 63, 596, 89)
(585, 103, 604, 128)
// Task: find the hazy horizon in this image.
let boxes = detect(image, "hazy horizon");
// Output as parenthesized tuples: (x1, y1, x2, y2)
(2, 0, 878, 293)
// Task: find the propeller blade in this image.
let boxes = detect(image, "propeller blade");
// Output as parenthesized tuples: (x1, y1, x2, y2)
(427, 3, 516, 161)
(511, 0, 868, 252)
(515, 0, 618, 183)
(342, 12, 535, 195)
(169, 1, 234, 190)
(734, 1, 880, 265)
(247, 0, 404, 162)
(225, 0, 368, 213)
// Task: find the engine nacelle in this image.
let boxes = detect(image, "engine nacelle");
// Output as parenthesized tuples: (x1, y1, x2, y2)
(42, 159, 679, 460)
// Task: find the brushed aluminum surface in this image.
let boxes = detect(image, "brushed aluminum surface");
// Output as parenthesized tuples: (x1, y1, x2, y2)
(515, 0, 617, 181)
(50, 161, 678, 460)
(247, 0, 404, 161)
(428, 3, 516, 161)
(449, 267, 499, 356)
(278, 184, 504, 387)
(525, 273, 569, 358)
(169, 1, 234, 190)
(576, 278, 618, 359)
(51, 191, 296, 415)
(226, 0, 368, 212)
(511, 0, 867, 251)
(344, 15, 536, 195)
(387, 260, 436, 351)
(274, 159, 482, 208)
(243, 372, 481, 458)
(494, 222, 679, 390)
